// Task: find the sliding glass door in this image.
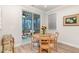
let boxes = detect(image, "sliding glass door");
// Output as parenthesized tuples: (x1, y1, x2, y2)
(33, 14, 40, 34)
(22, 11, 40, 44)
(22, 11, 32, 44)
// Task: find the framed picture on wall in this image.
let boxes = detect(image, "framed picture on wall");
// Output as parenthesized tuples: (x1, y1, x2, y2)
(63, 14, 79, 26)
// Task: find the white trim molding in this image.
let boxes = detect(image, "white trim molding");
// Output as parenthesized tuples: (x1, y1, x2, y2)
(0, 8, 1, 29)
(58, 40, 79, 48)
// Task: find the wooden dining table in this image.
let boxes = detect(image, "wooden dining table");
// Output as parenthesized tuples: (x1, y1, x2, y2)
(32, 33, 55, 40)
(31, 33, 57, 53)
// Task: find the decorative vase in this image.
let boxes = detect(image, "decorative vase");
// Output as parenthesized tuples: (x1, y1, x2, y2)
(41, 25, 47, 35)
(42, 30, 46, 35)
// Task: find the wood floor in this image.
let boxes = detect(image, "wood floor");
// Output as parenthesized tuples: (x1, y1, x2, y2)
(15, 43, 79, 53)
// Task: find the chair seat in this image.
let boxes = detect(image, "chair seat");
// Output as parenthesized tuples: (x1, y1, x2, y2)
(40, 44, 49, 49)
(33, 43, 39, 47)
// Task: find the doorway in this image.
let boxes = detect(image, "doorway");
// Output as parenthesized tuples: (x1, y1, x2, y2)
(22, 11, 40, 44)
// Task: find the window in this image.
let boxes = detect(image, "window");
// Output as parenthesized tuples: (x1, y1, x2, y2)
(48, 13, 56, 30)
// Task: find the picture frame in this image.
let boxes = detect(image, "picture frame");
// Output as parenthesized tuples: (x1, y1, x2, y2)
(63, 14, 79, 26)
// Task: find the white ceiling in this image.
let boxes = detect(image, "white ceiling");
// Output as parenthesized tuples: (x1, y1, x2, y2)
(31, 5, 61, 11)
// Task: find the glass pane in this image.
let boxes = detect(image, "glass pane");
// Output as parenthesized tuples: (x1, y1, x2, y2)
(33, 14, 40, 34)
(22, 11, 32, 44)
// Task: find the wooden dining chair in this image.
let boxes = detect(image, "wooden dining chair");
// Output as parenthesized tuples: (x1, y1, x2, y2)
(31, 34, 40, 52)
(50, 32, 59, 52)
(1, 34, 14, 53)
(39, 36, 50, 53)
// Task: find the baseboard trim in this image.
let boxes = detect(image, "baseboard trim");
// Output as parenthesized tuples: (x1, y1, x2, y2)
(15, 41, 31, 47)
(15, 43, 22, 47)
(15, 41, 79, 49)
(58, 41, 79, 48)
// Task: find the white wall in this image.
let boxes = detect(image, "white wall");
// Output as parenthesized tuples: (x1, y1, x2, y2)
(0, 5, 44, 47)
(0, 8, 1, 29)
(46, 6, 79, 48)
(0, 6, 22, 47)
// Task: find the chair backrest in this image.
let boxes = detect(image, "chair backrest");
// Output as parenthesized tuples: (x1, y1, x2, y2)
(55, 32, 59, 37)
(40, 36, 50, 45)
(50, 32, 59, 39)
(1, 34, 14, 53)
